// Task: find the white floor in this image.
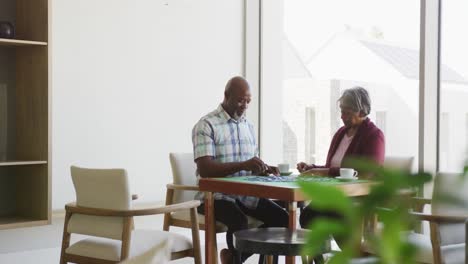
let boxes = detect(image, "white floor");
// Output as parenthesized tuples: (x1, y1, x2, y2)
(0, 213, 305, 264)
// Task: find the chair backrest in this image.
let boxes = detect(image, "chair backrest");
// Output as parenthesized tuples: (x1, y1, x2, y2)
(169, 153, 198, 204)
(432, 172, 468, 246)
(383, 156, 414, 172)
(68, 166, 132, 240)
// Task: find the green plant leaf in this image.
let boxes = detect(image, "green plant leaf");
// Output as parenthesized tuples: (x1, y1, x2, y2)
(406, 172, 432, 187)
(301, 218, 348, 257)
(327, 251, 352, 264)
(298, 181, 353, 219)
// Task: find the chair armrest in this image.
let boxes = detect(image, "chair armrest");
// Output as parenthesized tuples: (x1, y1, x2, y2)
(410, 211, 468, 223)
(132, 194, 138, 200)
(166, 183, 199, 191)
(65, 200, 201, 217)
(411, 197, 431, 212)
(398, 189, 417, 196)
(411, 197, 432, 205)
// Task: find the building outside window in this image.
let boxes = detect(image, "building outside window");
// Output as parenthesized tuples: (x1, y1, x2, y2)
(276, 0, 421, 169)
(439, 0, 468, 172)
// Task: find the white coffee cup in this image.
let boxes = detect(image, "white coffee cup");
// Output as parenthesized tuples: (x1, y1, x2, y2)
(339, 168, 358, 178)
(278, 163, 290, 173)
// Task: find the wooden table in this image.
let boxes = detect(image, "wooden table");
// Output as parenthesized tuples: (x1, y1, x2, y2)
(199, 176, 374, 264)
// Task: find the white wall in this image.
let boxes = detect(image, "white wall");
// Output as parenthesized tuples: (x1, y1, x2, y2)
(51, 0, 246, 209)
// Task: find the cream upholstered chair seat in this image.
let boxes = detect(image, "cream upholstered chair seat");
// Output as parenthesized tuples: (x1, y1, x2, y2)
(66, 230, 191, 262)
(406, 232, 433, 264)
(120, 238, 171, 264)
(438, 243, 465, 264)
(60, 166, 201, 264)
(405, 230, 466, 264)
(362, 231, 434, 264)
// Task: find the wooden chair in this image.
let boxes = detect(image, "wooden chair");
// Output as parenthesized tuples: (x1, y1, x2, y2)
(407, 173, 467, 264)
(381, 158, 466, 264)
(367, 173, 467, 264)
(163, 153, 263, 262)
(60, 166, 202, 264)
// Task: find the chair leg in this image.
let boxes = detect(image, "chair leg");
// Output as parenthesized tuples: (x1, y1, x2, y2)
(60, 212, 72, 264)
(190, 207, 202, 264)
(265, 255, 274, 264)
(121, 217, 133, 261)
(214, 233, 219, 264)
(163, 188, 174, 231)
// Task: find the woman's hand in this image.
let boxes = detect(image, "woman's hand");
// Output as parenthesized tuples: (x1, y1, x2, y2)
(297, 162, 312, 173)
(299, 168, 329, 176)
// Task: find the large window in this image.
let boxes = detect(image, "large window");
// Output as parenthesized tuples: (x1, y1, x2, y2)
(263, 0, 420, 169)
(439, 0, 468, 172)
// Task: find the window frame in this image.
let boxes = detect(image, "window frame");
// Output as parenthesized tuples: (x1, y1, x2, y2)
(247, 0, 442, 195)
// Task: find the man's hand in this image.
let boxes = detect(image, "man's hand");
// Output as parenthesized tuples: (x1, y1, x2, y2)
(266, 165, 280, 176)
(297, 162, 311, 173)
(243, 157, 268, 174)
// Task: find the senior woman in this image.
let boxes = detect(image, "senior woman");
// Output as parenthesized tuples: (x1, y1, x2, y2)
(297, 86, 385, 229)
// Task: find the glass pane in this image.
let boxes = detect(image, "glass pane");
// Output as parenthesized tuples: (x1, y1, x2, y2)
(439, 0, 468, 172)
(277, 0, 420, 169)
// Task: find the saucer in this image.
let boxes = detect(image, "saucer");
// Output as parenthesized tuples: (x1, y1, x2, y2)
(280, 171, 293, 176)
(336, 176, 358, 181)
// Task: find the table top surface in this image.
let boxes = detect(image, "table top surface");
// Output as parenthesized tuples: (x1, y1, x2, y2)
(199, 175, 373, 201)
(206, 175, 369, 188)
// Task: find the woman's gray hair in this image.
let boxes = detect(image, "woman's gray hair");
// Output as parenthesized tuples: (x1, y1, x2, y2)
(338, 86, 371, 116)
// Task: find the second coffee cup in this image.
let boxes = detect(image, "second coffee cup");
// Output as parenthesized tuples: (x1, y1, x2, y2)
(278, 163, 290, 173)
(339, 168, 358, 178)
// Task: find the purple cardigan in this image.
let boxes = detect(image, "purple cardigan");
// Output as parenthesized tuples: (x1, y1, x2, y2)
(313, 118, 385, 176)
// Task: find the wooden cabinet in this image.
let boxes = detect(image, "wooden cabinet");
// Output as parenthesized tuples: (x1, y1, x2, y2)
(0, 0, 50, 229)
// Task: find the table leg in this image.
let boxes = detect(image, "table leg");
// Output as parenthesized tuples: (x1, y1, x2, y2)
(205, 192, 215, 264)
(357, 214, 370, 255)
(287, 201, 297, 264)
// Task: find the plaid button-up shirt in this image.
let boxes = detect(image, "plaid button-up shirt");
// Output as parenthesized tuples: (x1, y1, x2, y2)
(192, 104, 260, 209)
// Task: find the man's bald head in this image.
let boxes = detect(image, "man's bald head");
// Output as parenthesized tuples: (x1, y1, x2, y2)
(224, 76, 250, 98)
(222, 76, 252, 120)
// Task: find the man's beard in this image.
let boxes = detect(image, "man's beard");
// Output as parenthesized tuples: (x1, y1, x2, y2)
(233, 111, 245, 120)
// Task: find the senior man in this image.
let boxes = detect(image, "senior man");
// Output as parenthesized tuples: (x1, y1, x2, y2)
(192, 76, 289, 264)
